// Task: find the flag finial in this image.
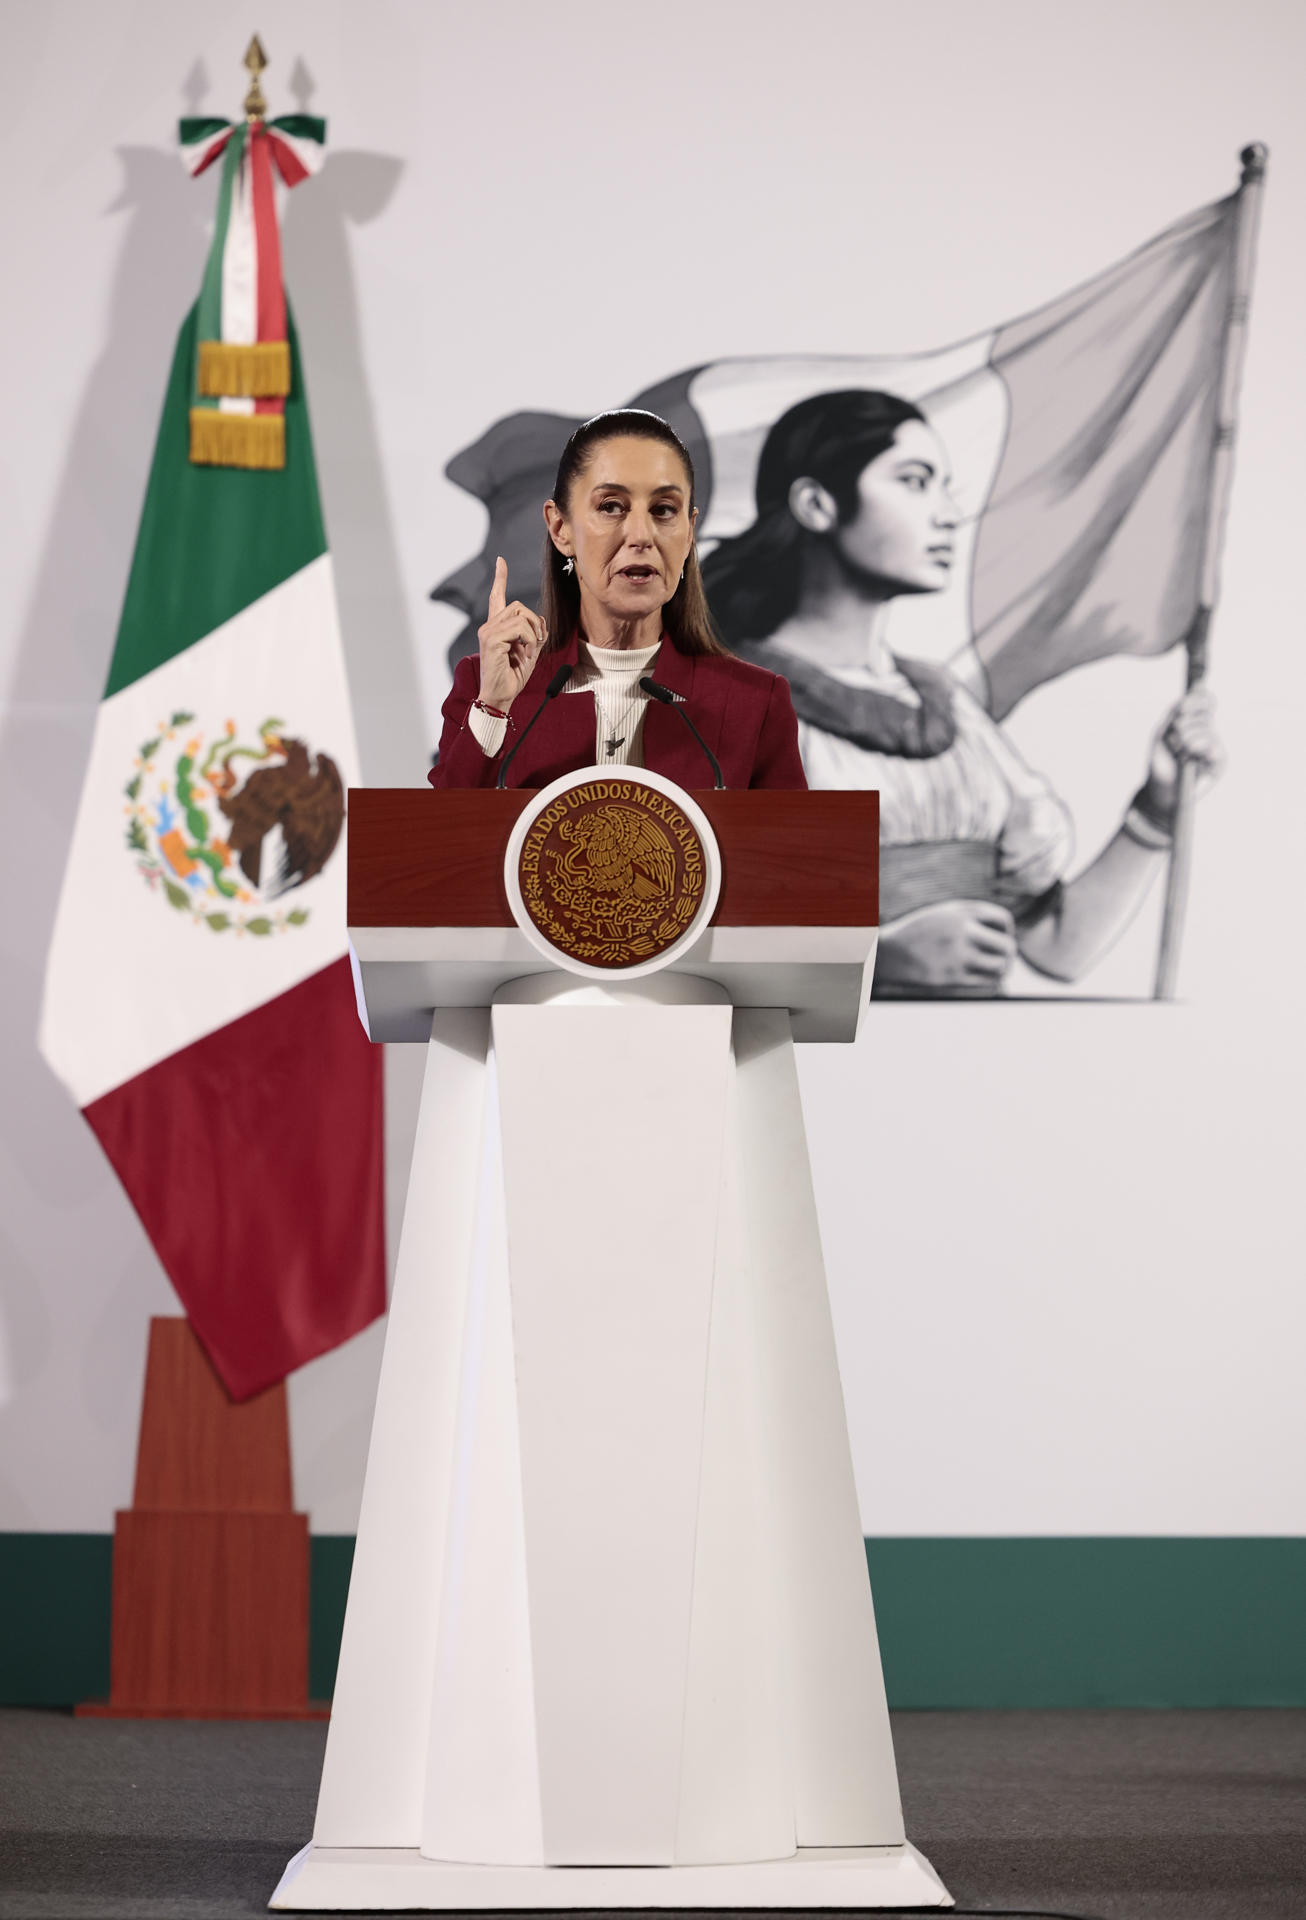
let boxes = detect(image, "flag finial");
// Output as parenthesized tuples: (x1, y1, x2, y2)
(180, 51, 327, 469)
(243, 35, 268, 121)
(1239, 143, 1268, 185)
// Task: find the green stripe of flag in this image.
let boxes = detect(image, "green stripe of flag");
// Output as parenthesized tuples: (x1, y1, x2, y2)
(178, 116, 232, 147)
(106, 302, 326, 698)
(270, 113, 327, 143)
(195, 124, 244, 351)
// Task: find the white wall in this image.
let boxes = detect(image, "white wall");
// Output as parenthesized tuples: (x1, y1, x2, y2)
(2, 0, 1302, 1536)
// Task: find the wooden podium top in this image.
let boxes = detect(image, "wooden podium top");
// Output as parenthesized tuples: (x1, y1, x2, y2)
(347, 788, 880, 1042)
(348, 789, 878, 930)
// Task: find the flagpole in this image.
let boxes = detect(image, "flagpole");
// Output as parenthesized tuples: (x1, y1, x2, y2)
(1153, 143, 1268, 1000)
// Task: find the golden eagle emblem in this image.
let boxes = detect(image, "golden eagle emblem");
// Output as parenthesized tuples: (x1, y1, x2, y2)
(557, 804, 678, 910)
(517, 778, 706, 968)
(122, 713, 344, 936)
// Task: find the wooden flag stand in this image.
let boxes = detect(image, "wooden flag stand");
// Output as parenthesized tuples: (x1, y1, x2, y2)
(79, 1316, 326, 1720)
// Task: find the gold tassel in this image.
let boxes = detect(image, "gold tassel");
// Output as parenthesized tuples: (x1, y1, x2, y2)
(197, 339, 291, 399)
(189, 408, 286, 471)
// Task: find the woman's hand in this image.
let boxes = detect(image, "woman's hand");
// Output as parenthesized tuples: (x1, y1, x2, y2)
(874, 899, 1017, 991)
(1139, 688, 1224, 824)
(477, 557, 547, 711)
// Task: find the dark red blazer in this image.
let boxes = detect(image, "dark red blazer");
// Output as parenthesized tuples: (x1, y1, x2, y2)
(429, 632, 807, 790)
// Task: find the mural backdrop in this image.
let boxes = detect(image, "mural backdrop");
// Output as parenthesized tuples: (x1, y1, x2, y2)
(434, 168, 1256, 998)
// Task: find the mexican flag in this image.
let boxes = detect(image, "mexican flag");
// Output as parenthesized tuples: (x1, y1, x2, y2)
(39, 125, 384, 1402)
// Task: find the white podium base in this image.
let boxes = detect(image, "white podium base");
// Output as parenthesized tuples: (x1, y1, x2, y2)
(271, 1839, 953, 1910)
(289, 975, 950, 1908)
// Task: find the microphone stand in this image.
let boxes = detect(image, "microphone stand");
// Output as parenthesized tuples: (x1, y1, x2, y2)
(496, 665, 573, 789)
(639, 678, 725, 789)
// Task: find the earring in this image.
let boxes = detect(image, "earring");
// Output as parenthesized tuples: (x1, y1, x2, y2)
(562, 556, 575, 576)
(680, 566, 686, 583)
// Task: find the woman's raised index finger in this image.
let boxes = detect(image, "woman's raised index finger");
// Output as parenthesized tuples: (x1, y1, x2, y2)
(488, 555, 508, 618)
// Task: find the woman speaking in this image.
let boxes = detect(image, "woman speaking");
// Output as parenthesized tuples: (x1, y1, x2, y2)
(429, 410, 806, 791)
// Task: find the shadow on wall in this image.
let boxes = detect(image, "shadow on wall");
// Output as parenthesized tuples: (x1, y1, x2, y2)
(281, 124, 425, 786)
(275, 81, 428, 1447)
(0, 141, 209, 1475)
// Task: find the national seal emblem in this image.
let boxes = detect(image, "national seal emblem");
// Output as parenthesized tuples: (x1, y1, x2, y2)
(514, 775, 710, 969)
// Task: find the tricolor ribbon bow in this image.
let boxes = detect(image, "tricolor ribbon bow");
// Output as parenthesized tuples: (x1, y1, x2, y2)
(179, 113, 326, 470)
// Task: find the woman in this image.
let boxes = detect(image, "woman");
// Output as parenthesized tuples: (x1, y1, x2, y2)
(702, 390, 1222, 994)
(430, 409, 805, 792)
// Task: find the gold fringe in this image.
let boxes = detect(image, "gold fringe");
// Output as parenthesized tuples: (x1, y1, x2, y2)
(189, 408, 285, 471)
(197, 339, 291, 398)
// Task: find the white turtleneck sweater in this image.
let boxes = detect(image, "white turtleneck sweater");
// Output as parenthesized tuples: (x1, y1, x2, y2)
(469, 639, 663, 768)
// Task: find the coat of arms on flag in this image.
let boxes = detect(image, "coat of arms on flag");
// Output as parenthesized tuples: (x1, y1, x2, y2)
(123, 713, 343, 933)
(432, 148, 1263, 1002)
(39, 50, 384, 1402)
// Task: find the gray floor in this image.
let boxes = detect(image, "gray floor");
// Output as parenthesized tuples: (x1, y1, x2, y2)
(0, 1708, 1302, 1920)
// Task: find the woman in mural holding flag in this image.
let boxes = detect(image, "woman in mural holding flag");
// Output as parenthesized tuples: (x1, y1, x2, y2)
(702, 391, 1223, 995)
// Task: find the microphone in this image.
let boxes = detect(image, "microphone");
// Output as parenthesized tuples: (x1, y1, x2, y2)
(639, 678, 724, 789)
(496, 664, 573, 789)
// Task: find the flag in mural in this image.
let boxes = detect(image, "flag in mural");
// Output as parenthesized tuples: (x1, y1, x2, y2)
(39, 112, 385, 1399)
(433, 155, 1259, 997)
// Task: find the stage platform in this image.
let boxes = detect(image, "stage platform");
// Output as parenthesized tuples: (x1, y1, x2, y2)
(0, 1708, 1302, 1919)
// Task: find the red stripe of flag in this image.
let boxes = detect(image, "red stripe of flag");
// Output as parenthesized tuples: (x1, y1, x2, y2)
(189, 128, 234, 177)
(250, 127, 286, 346)
(267, 132, 311, 188)
(84, 956, 385, 1401)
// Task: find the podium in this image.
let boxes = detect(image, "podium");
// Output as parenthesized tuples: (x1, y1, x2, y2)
(273, 772, 951, 1911)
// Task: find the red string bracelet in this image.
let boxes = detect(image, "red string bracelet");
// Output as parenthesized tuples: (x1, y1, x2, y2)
(472, 698, 514, 726)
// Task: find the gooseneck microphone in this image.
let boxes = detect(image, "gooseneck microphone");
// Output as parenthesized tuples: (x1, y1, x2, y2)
(495, 664, 573, 788)
(640, 678, 725, 790)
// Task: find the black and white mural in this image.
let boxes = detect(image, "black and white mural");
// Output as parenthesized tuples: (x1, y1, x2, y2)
(433, 164, 1258, 1000)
